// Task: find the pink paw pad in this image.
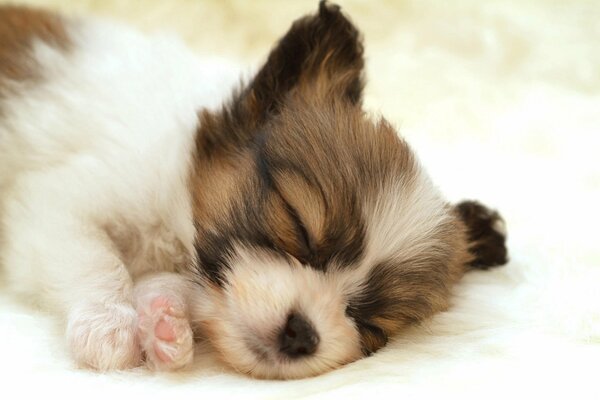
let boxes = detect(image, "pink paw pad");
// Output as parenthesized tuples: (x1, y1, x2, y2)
(137, 295, 193, 370)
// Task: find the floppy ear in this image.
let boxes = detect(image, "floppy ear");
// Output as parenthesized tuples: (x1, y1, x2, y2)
(196, 1, 364, 156)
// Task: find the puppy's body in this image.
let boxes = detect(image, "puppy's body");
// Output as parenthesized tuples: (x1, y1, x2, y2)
(1, 8, 237, 290)
(0, 7, 240, 370)
(0, 3, 507, 379)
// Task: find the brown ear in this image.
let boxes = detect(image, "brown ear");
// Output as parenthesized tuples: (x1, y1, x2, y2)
(196, 1, 364, 157)
(249, 0, 364, 123)
(455, 201, 509, 269)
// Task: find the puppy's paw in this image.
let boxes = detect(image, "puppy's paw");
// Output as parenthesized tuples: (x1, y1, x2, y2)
(137, 295, 193, 371)
(67, 302, 141, 370)
(456, 200, 508, 269)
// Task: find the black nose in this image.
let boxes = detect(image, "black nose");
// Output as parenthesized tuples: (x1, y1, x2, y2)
(279, 313, 320, 358)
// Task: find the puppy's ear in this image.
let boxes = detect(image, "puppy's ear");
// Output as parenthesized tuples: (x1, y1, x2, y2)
(196, 1, 363, 156)
(455, 201, 508, 269)
(249, 0, 364, 123)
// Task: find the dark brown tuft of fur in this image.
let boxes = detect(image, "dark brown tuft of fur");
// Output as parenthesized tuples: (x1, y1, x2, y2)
(456, 200, 508, 269)
(250, 0, 364, 120)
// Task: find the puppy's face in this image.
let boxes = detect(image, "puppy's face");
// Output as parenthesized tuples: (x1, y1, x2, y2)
(190, 2, 507, 379)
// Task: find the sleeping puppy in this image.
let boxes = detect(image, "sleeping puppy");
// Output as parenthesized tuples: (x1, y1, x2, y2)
(0, 1, 507, 379)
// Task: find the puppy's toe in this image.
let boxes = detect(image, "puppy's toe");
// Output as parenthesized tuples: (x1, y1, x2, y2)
(456, 200, 508, 269)
(137, 295, 194, 371)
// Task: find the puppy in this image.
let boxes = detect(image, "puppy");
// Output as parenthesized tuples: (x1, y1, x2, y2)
(0, 1, 507, 379)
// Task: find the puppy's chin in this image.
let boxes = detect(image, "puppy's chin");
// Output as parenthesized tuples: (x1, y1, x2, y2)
(194, 247, 363, 379)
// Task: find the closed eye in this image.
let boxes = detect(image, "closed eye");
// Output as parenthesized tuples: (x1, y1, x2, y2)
(346, 306, 388, 356)
(281, 199, 314, 264)
(357, 321, 388, 356)
(256, 151, 316, 264)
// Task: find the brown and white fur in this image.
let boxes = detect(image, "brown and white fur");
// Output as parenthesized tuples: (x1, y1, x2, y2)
(0, 2, 507, 379)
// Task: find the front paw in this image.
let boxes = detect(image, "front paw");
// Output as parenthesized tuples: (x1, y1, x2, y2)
(137, 295, 194, 371)
(66, 302, 141, 370)
(456, 200, 508, 269)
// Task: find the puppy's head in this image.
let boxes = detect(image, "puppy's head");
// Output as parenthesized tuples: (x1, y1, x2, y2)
(190, 1, 507, 379)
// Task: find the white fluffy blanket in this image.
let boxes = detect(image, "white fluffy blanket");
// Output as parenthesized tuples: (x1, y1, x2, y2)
(1, 0, 599, 398)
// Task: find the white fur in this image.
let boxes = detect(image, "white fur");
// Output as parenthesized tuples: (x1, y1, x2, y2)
(342, 166, 451, 296)
(191, 246, 362, 379)
(0, 17, 240, 369)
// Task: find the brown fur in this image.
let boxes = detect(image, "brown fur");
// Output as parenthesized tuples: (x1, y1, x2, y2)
(346, 206, 473, 355)
(194, 0, 363, 159)
(455, 200, 508, 268)
(0, 6, 70, 93)
(191, 1, 368, 282)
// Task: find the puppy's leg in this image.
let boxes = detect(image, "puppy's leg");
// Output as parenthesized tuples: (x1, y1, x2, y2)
(2, 194, 139, 370)
(134, 272, 194, 371)
(455, 200, 508, 269)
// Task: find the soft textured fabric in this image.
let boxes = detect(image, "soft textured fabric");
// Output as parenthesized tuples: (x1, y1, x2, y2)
(1, 0, 598, 398)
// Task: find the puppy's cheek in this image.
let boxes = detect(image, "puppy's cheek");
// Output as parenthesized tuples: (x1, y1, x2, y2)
(201, 316, 261, 375)
(194, 286, 275, 375)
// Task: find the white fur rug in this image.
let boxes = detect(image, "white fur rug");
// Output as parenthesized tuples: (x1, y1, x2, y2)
(1, 0, 599, 398)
